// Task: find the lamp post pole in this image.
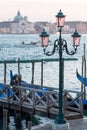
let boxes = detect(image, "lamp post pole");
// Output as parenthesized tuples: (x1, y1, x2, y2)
(55, 27, 66, 124)
(39, 10, 81, 124)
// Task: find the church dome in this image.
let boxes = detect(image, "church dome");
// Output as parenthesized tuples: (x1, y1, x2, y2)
(14, 10, 23, 22)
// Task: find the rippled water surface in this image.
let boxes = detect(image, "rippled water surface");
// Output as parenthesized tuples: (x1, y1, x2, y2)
(0, 34, 86, 89)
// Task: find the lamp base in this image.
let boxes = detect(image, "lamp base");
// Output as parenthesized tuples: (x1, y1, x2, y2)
(52, 122, 70, 130)
(55, 110, 67, 124)
(55, 117, 67, 124)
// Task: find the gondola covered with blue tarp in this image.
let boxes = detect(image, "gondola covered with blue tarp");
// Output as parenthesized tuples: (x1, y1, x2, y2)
(76, 70, 87, 86)
(76, 69, 87, 109)
(0, 83, 13, 98)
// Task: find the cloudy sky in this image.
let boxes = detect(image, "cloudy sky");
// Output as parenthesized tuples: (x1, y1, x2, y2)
(0, 0, 87, 22)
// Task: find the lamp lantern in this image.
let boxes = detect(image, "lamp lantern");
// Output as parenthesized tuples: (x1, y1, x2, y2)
(55, 9, 65, 27)
(71, 29, 81, 46)
(39, 29, 49, 47)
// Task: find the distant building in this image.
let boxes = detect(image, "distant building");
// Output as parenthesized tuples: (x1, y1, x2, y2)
(0, 22, 11, 33)
(34, 21, 49, 33)
(76, 22, 87, 33)
(0, 11, 87, 34)
(0, 10, 36, 34)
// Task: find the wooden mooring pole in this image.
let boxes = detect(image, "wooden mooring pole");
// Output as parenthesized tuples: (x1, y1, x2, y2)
(81, 44, 86, 100)
(3, 109, 8, 130)
(28, 121, 32, 130)
(15, 111, 22, 129)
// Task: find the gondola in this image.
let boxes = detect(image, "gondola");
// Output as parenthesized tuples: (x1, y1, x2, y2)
(0, 83, 13, 98)
(76, 69, 87, 109)
(10, 70, 49, 96)
(76, 69, 87, 86)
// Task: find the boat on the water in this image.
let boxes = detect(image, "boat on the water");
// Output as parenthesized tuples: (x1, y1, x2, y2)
(0, 70, 30, 99)
(0, 70, 50, 99)
(76, 69, 87, 86)
(14, 41, 40, 48)
(31, 41, 39, 45)
(21, 41, 39, 46)
(0, 83, 13, 98)
(21, 41, 31, 45)
(76, 69, 87, 109)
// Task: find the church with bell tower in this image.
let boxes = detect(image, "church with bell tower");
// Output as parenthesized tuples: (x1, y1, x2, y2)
(0, 10, 36, 34)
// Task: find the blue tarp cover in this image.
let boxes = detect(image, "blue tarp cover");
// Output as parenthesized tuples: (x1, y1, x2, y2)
(76, 70, 87, 86)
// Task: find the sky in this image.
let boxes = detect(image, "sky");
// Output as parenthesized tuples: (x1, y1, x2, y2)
(0, 0, 87, 22)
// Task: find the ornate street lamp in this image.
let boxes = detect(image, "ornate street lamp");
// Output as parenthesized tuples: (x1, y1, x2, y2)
(39, 9, 81, 124)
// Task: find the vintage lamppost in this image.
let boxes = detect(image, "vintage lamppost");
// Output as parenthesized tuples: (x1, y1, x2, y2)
(39, 9, 81, 124)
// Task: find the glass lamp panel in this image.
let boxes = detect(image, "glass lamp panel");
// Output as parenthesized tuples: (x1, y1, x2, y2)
(40, 37, 49, 47)
(56, 17, 65, 27)
(72, 37, 80, 46)
(42, 37, 49, 47)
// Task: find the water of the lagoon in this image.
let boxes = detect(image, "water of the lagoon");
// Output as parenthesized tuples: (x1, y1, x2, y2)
(0, 33, 87, 129)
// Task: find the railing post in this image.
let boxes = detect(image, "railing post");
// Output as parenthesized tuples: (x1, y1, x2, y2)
(41, 60, 43, 86)
(18, 58, 20, 76)
(31, 61, 35, 84)
(7, 85, 10, 102)
(47, 91, 50, 117)
(32, 89, 35, 113)
(63, 90, 67, 114)
(4, 61, 6, 84)
(19, 87, 22, 110)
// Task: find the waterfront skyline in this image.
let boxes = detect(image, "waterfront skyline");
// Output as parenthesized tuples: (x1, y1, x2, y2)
(0, 0, 87, 22)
